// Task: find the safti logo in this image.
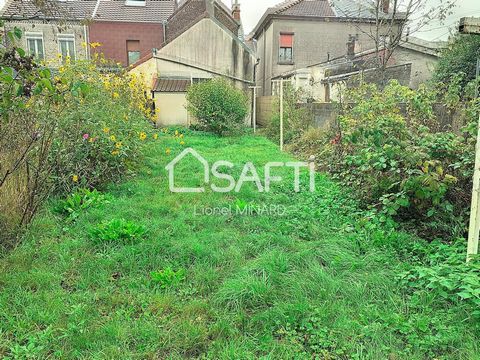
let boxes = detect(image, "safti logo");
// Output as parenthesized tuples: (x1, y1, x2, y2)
(165, 148, 315, 194)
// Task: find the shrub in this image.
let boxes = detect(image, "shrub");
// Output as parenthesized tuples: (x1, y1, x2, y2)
(0, 27, 158, 245)
(186, 78, 249, 136)
(89, 218, 146, 245)
(290, 81, 479, 239)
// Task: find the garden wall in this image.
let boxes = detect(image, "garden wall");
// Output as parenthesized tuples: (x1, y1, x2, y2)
(256, 97, 468, 133)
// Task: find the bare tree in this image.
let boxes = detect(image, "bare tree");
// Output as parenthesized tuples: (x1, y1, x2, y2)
(332, 0, 456, 72)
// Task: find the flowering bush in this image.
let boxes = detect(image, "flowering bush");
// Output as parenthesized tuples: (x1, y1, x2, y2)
(0, 28, 157, 244)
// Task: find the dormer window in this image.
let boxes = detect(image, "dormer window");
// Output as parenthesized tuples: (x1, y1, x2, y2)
(125, 0, 146, 6)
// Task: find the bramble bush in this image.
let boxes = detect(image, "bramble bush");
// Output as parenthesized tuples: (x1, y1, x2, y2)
(0, 26, 158, 246)
(186, 78, 249, 136)
(289, 80, 479, 240)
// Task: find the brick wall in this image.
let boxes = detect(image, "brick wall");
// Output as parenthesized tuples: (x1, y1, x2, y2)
(213, 3, 239, 36)
(89, 21, 164, 66)
(166, 0, 207, 43)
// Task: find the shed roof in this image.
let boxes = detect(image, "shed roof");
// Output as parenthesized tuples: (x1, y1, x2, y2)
(153, 78, 190, 92)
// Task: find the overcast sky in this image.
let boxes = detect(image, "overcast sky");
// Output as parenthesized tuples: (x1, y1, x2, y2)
(0, 0, 478, 41)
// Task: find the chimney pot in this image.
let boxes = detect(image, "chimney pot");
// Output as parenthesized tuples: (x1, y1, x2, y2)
(381, 0, 390, 13)
(232, 1, 241, 22)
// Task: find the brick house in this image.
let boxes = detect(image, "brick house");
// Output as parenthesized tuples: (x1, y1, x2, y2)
(89, 0, 176, 66)
(130, 0, 256, 126)
(1, 0, 95, 64)
(252, 0, 406, 95)
(1, 0, 176, 67)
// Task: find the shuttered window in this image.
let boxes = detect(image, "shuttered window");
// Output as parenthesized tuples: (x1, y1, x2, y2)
(279, 33, 294, 63)
(127, 40, 141, 66)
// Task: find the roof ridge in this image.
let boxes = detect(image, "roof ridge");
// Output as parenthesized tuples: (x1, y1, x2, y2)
(274, 0, 304, 14)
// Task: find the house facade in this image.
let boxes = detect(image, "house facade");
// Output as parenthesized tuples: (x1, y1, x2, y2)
(1, 0, 95, 64)
(252, 0, 405, 96)
(1, 0, 177, 67)
(395, 37, 445, 89)
(130, 0, 255, 126)
(89, 0, 176, 66)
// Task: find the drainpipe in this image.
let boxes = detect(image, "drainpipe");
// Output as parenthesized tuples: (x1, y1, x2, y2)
(162, 20, 167, 45)
(262, 27, 266, 95)
(83, 24, 90, 60)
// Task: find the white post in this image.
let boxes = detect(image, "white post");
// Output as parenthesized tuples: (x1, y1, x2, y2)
(249, 86, 260, 133)
(467, 57, 480, 261)
(279, 79, 284, 151)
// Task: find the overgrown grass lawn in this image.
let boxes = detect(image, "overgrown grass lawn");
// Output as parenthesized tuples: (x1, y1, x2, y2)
(0, 131, 478, 359)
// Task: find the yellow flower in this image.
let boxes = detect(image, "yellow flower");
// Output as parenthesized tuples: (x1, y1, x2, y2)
(103, 127, 110, 134)
(179, 134, 184, 139)
(72, 175, 79, 183)
(110, 135, 116, 141)
(175, 130, 179, 136)
(111, 150, 120, 156)
(153, 134, 158, 140)
(180, 141, 185, 145)
(112, 92, 120, 99)
(90, 42, 102, 49)
(139, 132, 147, 141)
(115, 142, 122, 149)
(89, 137, 94, 143)
(166, 148, 171, 155)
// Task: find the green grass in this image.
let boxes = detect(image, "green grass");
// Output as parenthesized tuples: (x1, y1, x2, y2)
(0, 131, 478, 359)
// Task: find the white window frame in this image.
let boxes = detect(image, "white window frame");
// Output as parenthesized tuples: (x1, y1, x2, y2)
(25, 32, 45, 60)
(58, 34, 76, 61)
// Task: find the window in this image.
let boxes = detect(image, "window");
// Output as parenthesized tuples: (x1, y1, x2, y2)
(127, 40, 140, 66)
(125, 0, 146, 6)
(279, 33, 293, 64)
(58, 35, 76, 61)
(26, 33, 44, 61)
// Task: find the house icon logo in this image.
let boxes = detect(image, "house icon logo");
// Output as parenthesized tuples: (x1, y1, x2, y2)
(165, 148, 209, 193)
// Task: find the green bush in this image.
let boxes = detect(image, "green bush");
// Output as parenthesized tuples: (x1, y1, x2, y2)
(89, 218, 146, 245)
(290, 81, 479, 239)
(0, 27, 159, 244)
(186, 78, 249, 136)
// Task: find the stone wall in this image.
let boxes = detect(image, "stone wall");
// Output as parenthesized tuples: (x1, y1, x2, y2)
(4, 20, 88, 65)
(256, 97, 468, 133)
(256, 96, 276, 127)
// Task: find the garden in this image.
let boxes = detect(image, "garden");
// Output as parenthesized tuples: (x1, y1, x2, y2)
(0, 25, 479, 359)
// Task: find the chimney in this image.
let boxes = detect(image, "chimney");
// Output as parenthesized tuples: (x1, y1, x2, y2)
(346, 35, 355, 59)
(381, 0, 389, 13)
(232, 0, 241, 22)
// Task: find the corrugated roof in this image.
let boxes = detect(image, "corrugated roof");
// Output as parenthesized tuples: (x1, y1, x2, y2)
(1, 0, 97, 20)
(153, 78, 190, 92)
(94, 0, 175, 23)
